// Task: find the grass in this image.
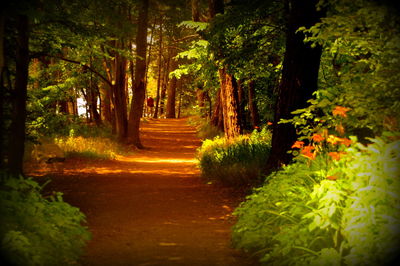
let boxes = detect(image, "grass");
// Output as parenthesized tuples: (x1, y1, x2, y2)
(197, 128, 271, 187)
(54, 135, 123, 160)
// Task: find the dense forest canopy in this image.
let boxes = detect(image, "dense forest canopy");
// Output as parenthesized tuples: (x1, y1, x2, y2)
(1, 0, 400, 264)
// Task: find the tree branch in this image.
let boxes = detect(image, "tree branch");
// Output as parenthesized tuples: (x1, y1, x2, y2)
(48, 55, 113, 88)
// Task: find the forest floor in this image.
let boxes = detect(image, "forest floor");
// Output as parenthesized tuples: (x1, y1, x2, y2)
(27, 118, 257, 266)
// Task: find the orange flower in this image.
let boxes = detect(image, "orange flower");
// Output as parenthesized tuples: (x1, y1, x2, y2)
(291, 141, 304, 149)
(339, 138, 352, 147)
(333, 106, 351, 117)
(312, 133, 325, 142)
(301, 145, 316, 159)
(267, 122, 273, 125)
(326, 175, 338, 181)
(328, 151, 347, 161)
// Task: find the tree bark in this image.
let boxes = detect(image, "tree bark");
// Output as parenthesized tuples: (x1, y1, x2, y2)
(236, 79, 246, 129)
(248, 80, 260, 128)
(127, 0, 149, 148)
(153, 16, 163, 118)
(8, 15, 29, 175)
(113, 46, 128, 141)
(266, 0, 324, 170)
(219, 68, 241, 139)
(100, 84, 112, 123)
(166, 46, 178, 118)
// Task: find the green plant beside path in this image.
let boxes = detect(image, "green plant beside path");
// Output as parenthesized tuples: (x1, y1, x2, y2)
(0, 173, 91, 265)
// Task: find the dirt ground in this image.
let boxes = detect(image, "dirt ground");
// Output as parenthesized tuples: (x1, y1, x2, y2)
(28, 118, 257, 266)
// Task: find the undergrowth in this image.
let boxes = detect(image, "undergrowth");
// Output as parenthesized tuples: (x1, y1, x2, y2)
(54, 134, 121, 160)
(232, 131, 400, 265)
(197, 128, 271, 187)
(0, 173, 91, 265)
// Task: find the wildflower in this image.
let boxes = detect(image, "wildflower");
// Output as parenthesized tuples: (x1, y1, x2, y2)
(267, 122, 273, 125)
(328, 151, 347, 161)
(333, 106, 351, 117)
(339, 138, 352, 147)
(312, 133, 324, 142)
(326, 175, 338, 181)
(291, 141, 304, 149)
(301, 145, 316, 160)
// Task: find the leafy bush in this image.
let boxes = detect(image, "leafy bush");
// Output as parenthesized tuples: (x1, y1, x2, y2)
(0, 174, 91, 265)
(232, 133, 400, 265)
(197, 128, 271, 186)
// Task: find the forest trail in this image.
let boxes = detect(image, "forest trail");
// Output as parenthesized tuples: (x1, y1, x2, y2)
(29, 118, 256, 265)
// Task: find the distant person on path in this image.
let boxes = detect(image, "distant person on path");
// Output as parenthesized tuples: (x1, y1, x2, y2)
(146, 96, 154, 117)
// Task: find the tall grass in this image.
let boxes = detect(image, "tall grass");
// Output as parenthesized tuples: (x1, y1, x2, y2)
(54, 135, 121, 160)
(197, 128, 271, 187)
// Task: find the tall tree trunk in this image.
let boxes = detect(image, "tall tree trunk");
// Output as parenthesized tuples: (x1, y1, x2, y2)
(113, 47, 128, 141)
(8, 15, 29, 175)
(153, 16, 163, 118)
(90, 84, 101, 125)
(166, 47, 178, 118)
(248, 80, 260, 128)
(100, 84, 112, 123)
(160, 49, 170, 116)
(266, 0, 323, 170)
(236, 79, 246, 129)
(127, 0, 149, 148)
(219, 68, 241, 139)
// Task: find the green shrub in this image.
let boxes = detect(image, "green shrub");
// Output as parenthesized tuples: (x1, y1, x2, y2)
(232, 134, 400, 265)
(0, 174, 91, 265)
(197, 128, 271, 186)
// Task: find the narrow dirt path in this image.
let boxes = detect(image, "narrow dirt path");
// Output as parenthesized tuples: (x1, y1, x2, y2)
(30, 118, 256, 265)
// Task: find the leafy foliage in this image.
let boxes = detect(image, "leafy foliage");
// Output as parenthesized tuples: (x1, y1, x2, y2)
(299, 0, 400, 135)
(0, 174, 91, 265)
(197, 128, 271, 186)
(233, 133, 400, 265)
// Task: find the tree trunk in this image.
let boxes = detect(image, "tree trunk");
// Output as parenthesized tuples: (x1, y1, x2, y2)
(127, 0, 149, 148)
(166, 47, 178, 119)
(266, 0, 323, 170)
(100, 84, 112, 123)
(236, 79, 246, 129)
(248, 80, 260, 128)
(8, 15, 29, 175)
(113, 47, 128, 141)
(219, 68, 241, 139)
(192, 0, 200, 22)
(153, 16, 163, 118)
